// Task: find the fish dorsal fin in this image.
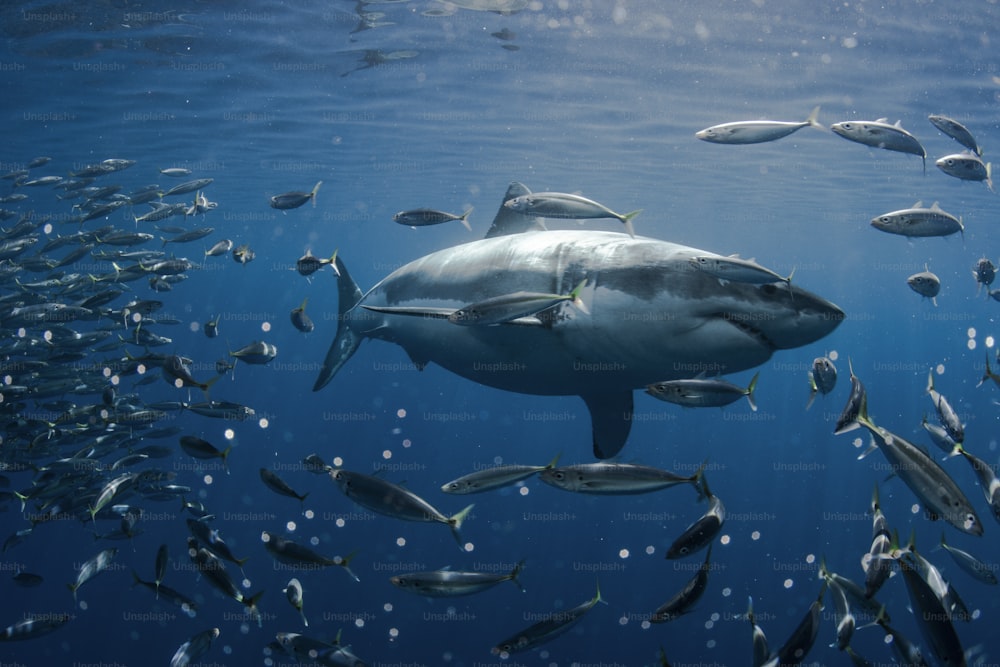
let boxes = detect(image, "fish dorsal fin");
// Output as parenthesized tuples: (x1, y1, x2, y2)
(930, 201, 941, 211)
(876, 117, 889, 124)
(484, 182, 547, 239)
(912, 200, 923, 208)
(580, 391, 633, 459)
(727, 253, 740, 259)
(894, 120, 903, 127)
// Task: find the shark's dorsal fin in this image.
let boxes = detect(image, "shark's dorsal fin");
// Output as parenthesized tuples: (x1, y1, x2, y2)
(580, 392, 633, 459)
(484, 182, 547, 239)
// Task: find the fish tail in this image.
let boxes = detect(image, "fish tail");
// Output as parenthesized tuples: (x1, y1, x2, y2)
(806, 105, 824, 131)
(745, 371, 759, 412)
(925, 369, 935, 395)
(569, 278, 591, 315)
(338, 550, 361, 583)
(328, 249, 340, 277)
(447, 503, 475, 546)
(620, 209, 642, 238)
(805, 374, 817, 411)
(313, 253, 365, 392)
(219, 444, 233, 475)
(201, 373, 222, 401)
(310, 180, 322, 207)
(509, 560, 526, 592)
(592, 578, 606, 606)
(459, 207, 474, 232)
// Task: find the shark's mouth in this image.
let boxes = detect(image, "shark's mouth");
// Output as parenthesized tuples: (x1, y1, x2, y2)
(713, 312, 778, 351)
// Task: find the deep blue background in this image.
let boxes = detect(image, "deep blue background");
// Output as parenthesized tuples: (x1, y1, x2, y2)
(2, 1, 999, 666)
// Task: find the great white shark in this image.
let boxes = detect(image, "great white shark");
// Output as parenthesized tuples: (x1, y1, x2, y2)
(314, 183, 844, 458)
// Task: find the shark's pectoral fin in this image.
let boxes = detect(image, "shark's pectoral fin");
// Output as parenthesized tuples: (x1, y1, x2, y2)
(580, 392, 633, 459)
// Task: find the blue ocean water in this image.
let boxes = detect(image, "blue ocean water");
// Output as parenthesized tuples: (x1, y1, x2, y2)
(2, 1, 1000, 666)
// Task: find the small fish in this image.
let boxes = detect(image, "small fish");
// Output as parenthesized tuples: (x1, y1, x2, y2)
(162, 178, 214, 197)
(290, 298, 315, 333)
(160, 167, 193, 177)
(830, 118, 926, 171)
(205, 239, 233, 257)
(862, 484, 892, 599)
(938, 532, 997, 584)
(926, 370, 963, 444)
(907, 264, 940, 306)
(187, 400, 255, 421)
(695, 106, 823, 144)
(0, 614, 72, 641)
(68, 547, 118, 600)
(230, 340, 278, 365)
(447, 279, 589, 326)
(538, 461, 702, 495)
(391, 561, 525, 597)
(896, 556, 965, 667)
(442, 455, 560, 494)
(330, 468, 473, 546)
(271, 181, 322, 210)
(928, 115, 982, 156)
(393, 207, 473, 231)
(950, 441, 1000, 524)
(261, 531, 358, 582)
(187, 522, 249, 567)
(806, 356, 837, 410)
(183, 191, 217, 216)
(646, 372, 759, 411)
(179, 435, 232, 471)
(819, 559, 855, 651)
(764, 585, 825, 667)
(27, 156, 52, 168)
(870, 201, 963, 238)
(936, 151, 993, 191)
(162, 354, 219, 394)
(491, 581, 604, 656)
(843, 387, 981, 536)
(131, 572, 198, 615)
(872, 606, 929, 667)
(650, 544, 712, 623)
(170, 627, 219, 667)
(972, 257, 996, 295)
(204, 314, 220, 338)
(162, 226, 214, 246)
(284, 578, 309, 626)
(232, 243, 255, 265)
(689, 254, 794, 288)
(296, 250, 338, 277)
(834, 359, 865, 435)
(259, 468, 309, 502)
(665, 474, 724, 559)
(504, 192, 641, 238)
(155, 544, 169, 594)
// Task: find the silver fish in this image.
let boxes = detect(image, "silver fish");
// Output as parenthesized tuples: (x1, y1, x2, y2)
(230, 340, 278, 365)
(747, 596, 770, 667)
(806, 356, 837, 410)
(393, 207, 473, 231)
(819, 559, 855, 650)
(650, 544, 712, 623)
(538, 461, 702, 495)
(849, 391, 981, 536)
(261, 531, 358, 581)
(870, 201, 963, 238)
(897, 556, 966, 667)
(762, 584, 825, 667)
(169, 627, 219, 667)
(391, 561, 525, 597)
(646, 372, 758, 411)
(445, 279, 589, 326)
(491, 581, 603, 656)
(862, 484, 892, 599)
(162, 178, 214, 197)
(907, 264, 940, 306)
(926, 370, 963, 444)
(939, 532, 998, 585)
(936, 151, 993, 191)
(290, 298, 315, 333)
(330, 469, 474, 546)
(689, 254, 793, 288)
(695, 107, 823, 144)
(504, 191, 641, 238)
(284, 577, 308, 626)
(259, 468, 308, 502)
(831, 118, 926, 170)
(68, 547, 118, 600)
(928, 114, 982, 156)
(441, 454, 560, 494)
(665, 474, 724, 559)
(270, 181, 322, 210)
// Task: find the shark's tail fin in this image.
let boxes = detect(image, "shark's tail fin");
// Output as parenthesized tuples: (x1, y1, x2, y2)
(313, 254, 365, 391)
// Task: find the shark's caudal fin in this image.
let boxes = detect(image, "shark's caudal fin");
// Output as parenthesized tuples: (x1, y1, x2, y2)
(484, 182, 547, 238)
(580, 392, 633, 459)
(313, 254, 365, 391)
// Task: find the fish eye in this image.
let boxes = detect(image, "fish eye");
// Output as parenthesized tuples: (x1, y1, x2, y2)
(841, 123, 852, 129)
(679, 546, 690, 555)
(880, 217, 891, 224)
(946, 159, 955, 166)
(553, 471, 565, 480)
